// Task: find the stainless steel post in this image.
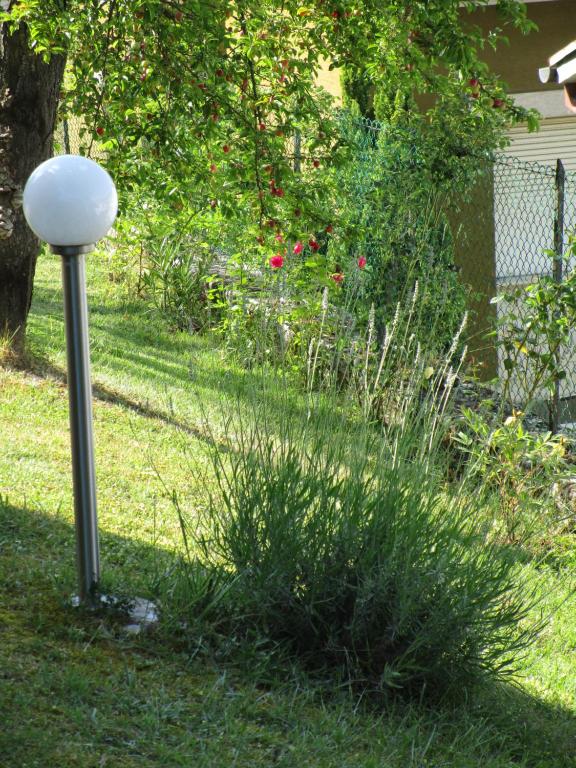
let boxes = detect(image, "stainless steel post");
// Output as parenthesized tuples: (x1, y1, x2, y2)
(55, 244, 100, 603)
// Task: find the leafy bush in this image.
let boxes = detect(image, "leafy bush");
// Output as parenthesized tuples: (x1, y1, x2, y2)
(456, 408, 571, 543)
(332, 115, 469, 350)
(492, 248, 576, 419)
(142, 233, 215, 331)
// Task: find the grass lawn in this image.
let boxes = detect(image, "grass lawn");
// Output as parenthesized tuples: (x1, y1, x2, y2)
(2, 250, 576, 767)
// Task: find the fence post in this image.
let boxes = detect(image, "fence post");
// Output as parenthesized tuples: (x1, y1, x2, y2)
(551, 158, 565, 433)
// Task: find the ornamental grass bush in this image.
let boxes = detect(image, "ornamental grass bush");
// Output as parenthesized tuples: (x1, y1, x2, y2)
(165, 299, 540, 700)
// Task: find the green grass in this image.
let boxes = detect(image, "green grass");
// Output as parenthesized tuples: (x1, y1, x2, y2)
(2, 250, 576, 766)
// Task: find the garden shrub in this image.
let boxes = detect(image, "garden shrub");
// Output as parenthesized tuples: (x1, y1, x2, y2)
(332, 114, 469, 351)
(169, 342, 539, 699)
(142, 233, 215, 332)
(456, 408, 572, 544)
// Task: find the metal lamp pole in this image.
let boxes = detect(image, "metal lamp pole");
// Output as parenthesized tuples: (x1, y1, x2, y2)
(23, 155, 118, 606)
(58, 243, 100, 602)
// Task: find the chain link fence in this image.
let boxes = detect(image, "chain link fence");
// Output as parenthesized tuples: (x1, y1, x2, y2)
(54, 116, 100, 158)
(464, 153, 576, 428)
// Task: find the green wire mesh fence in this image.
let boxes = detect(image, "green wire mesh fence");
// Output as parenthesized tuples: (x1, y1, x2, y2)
(338, 114, 576, 429)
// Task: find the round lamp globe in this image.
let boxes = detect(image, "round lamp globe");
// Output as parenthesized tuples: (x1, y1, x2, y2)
(23, 154, 118, 247)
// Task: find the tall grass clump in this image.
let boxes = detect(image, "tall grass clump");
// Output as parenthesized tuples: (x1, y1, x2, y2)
(168, 296, 540, 699)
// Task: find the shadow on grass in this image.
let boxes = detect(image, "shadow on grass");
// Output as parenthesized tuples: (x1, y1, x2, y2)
(26, 283, 357, 445)
(2, 497, 576, 767)
(16, 348, 217, 444)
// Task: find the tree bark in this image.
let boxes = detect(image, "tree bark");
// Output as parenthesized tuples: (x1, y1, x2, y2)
(0, 21, 65, 351)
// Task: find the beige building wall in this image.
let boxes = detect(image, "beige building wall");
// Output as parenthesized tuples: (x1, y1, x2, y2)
(316, 59, 342, 103)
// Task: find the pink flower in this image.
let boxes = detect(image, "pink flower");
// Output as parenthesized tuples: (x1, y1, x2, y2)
(270, 254, 284, 268)
(309, 239, 319, 252)
(331, 272, 344, 283)
(357, 256, 367, 269)
(293, 241, 304, 255)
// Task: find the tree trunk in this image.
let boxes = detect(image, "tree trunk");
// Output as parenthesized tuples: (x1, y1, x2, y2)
(0, 22, 65, 352)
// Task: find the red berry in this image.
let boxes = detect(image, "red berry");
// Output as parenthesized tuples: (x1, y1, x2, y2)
(210, 163, 217, 173)
(469, 78, 479, 88)
(325, 224, 333, 233)
(492, 98, 505, 109)
(96, 126, 104, 137)
(222, 144, 230, 153)
(312, 159, 320, 168)
(309, 239, 319, 252)
(216, 68, 225, 77)
(259, 122, 266, 131)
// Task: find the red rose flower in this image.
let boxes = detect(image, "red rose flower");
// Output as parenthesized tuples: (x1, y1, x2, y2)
(357, 256, 366, 269)
(331, 272, 344, 283)
(293, 241, 304, 254)
(270, 254, 284, 268)
(309, 239, 319, 252)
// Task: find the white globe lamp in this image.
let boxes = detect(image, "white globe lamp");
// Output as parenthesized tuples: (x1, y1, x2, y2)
(23, 155, 118, 605)
(23, 154, 117, 251)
